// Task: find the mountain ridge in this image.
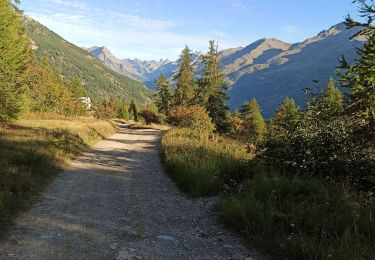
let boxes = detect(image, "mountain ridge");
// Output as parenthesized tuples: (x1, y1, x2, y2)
(87, 22, 365, 117)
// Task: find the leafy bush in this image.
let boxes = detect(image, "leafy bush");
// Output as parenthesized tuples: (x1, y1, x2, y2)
(168, 105, 215, 133)
(139, 108, 159, 124)
(94, 101, 116, 119)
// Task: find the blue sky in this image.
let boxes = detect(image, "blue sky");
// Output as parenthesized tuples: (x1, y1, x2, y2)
(20, 0, 360, 60)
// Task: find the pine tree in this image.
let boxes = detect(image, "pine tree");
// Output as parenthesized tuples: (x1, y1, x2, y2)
(129, 100, 139, 122)
(240, 98, 266, 144)
(269, 97, 301, 140)
(0, 0, 31, 122)
(173, 46, 196, 106)
(67, 76, 87, 99)
(197, 40, 229, 132)
(317, 77, 343, 119)
(339, 0, 375, 122)
(155, 74, 172, 115)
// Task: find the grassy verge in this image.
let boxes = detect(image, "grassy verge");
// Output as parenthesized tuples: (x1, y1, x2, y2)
(161, 128, 375, 259)
(162, 128, 254, 196)
(0, 114, 116, 233)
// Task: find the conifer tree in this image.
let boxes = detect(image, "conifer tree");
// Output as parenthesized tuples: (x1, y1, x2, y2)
(269, 97, 301, 140)
(197, 40, 229, 132)
(240, 98, 266, 144)
(155, 74, 172, 115)
(173, 46, 196, 106)
(67, 76, 87, 99)
(339, 0, 375, 122)
(0, 0, 31, 122)
(317, 77, 343, 119)
(129, 100, 139, 122)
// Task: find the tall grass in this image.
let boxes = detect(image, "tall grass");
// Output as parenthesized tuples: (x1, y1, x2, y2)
(162, 128, 254, 196)
(0, 114, 116, 233)
(162, 128, 375, 259)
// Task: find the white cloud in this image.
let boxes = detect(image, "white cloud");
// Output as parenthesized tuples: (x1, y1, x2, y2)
(52, 0, 88, 10)
(108, 11, 178, 31)
(25, 1, 254, 60)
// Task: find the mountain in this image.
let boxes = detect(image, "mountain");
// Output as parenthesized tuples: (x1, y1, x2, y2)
(23, 17, 152, 105)
(86, 23, 365, 117)
(227, 23, 365, 117)
(85, 46, 147, 82)
(87, 48, 205, 90)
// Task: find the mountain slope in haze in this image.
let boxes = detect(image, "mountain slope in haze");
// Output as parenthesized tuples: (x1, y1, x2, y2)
(228, 23, 365, 117)
(88, 47, 204, 90)
(23, 17, 152, 105)
(85, 46, 147, 82)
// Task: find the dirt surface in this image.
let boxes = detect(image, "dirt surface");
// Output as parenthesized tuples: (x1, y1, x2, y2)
(0, 125, 263, 260)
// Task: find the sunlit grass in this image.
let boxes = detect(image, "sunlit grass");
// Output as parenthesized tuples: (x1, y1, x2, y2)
(162, 128, 375, 259)
(162, 128, 254, 196)
(0, 113, 116, 232)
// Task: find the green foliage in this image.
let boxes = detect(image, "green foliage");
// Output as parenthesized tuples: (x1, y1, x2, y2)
(173, 46, 197, 106)
(168, 105, 215, 133)
(341, 0, 375, 122)
(26, 60, 86, 116)
(268, 97, 301, 141)
(240, 98, 266, 144)
(129, 100, 139, 122)
(155, 74, 172, 115)
(113, 100, 130, 121)
(197, 40, 229, 132)
(0, 0, 31, 122)
(67, 76, 87, 99)
(312, 77, 343, 120)
(266, 88, 373, 191)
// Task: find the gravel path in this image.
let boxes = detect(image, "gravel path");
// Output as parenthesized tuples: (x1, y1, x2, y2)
(0, 125, 263, 260)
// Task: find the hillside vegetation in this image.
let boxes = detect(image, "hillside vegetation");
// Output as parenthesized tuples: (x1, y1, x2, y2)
(157, 1, 374, 259)
(0, 115, 116, 232)
(23, 17, 152, 105)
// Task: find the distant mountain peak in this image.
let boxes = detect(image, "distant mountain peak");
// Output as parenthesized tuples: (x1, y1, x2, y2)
(86, 46, 113, 58)
(317, 23, 346, 38)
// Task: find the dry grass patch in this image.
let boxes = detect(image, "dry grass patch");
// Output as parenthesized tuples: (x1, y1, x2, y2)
(0, 114, 116, 233)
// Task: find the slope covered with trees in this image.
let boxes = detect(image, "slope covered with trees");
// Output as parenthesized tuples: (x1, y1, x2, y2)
(23, 17, 152, 105)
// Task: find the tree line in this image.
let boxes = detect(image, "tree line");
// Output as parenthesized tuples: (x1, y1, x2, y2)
(154, 0, 374, 193)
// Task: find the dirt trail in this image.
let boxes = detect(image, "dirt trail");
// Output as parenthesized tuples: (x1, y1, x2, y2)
(0, 125, 263, 260)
